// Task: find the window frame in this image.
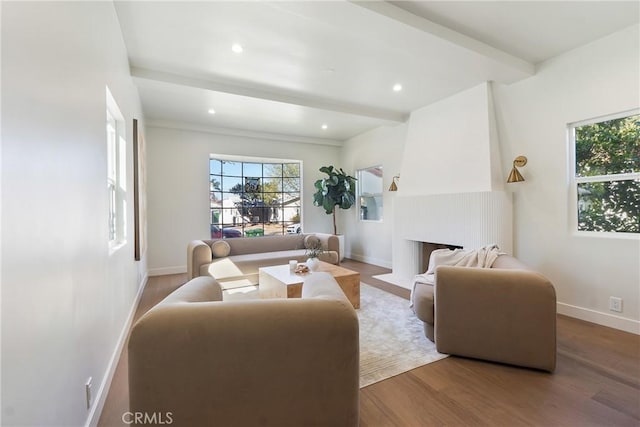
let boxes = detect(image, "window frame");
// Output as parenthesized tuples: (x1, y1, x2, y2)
(568, 109, 639, 238)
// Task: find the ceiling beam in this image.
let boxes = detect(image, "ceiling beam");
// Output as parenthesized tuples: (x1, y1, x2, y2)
(351, 1, 535, 76)
(131, 67, 408, 123)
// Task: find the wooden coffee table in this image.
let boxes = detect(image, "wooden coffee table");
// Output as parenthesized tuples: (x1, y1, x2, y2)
(259, 261, 360, 308)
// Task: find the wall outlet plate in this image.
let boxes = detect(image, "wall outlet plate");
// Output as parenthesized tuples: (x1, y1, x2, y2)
(609, 297, 623, 313)
(85, 377, 92, 409)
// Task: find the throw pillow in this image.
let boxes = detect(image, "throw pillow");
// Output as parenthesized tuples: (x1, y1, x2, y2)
(211, 240, 231, 258)
(304, 235, 321, 249)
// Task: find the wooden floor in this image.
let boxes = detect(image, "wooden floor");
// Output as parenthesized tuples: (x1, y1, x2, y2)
(98, 259, 640, 427)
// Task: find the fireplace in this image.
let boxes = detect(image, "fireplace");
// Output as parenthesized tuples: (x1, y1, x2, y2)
(419, 242, 463, 273)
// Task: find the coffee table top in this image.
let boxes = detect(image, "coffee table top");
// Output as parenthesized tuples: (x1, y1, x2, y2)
(259, 261, 358, 286)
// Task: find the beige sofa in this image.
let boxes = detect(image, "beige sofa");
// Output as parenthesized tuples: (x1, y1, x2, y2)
(412, 254, 557, 372)
(128, 272, 360, 427)
(187, 233, 339, 289)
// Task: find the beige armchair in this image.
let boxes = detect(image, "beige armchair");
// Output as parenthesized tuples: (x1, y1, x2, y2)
(128, 273, 359, 426)
(434, 255, 557, 372)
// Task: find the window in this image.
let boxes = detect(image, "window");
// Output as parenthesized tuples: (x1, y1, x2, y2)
(106, 87, 127, 247)
(209, 156, 301, 238)
(569, 111, 639, 234)
(357, 166, 383, 221)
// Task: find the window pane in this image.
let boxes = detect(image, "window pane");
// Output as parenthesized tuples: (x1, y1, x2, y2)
(209, 159, 222, 175)
(223, 161, 242, 176)
(210, 208, 221, 224)
(264, 164, 282, 177)
(243, 163, 262, 177)
(210, 191, 222, 205)
(283, 177, 300, 192)
(210, 175, 222, 191)
(283, 163, 300, 177)
(263, 177, 283, 193)
(222, 177, 243, 192)
(575, 114, 640, 177)
(577, 179, 639, 233)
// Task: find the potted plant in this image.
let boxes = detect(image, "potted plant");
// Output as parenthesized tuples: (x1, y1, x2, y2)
(305, 238, 324, 271)
(313, 166, 356, 260)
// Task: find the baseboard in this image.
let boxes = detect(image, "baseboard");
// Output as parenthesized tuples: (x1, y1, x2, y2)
(84, 272, 149, 427)
(557, 302, 640, 335)
(348, 253, 392, 269)
(148, 265, 187, 276)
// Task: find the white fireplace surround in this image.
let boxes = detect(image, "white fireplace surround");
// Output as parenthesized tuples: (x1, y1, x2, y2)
(378, 191, 513, 289)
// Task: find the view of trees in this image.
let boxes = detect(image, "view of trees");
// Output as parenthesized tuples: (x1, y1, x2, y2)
(575, 114, 639, 233)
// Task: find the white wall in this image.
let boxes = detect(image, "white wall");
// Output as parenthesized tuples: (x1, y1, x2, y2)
(341, 124, 407, 268)
(401, 82, 504, 196)
(493, 24, 640, 333)
(146, 126, 340, 274)
(2, 2, 146, 426)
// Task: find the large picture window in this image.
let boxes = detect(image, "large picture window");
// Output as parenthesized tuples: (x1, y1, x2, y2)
(210, 156, 302, 238)
(569, 111, 639, 234)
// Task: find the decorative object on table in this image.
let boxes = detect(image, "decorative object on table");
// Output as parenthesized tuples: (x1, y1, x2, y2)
(312, 165, 356, 235)
(294, 264, 310, 275)
(305, 235, 324, 271)
(507, 155, 527, 183)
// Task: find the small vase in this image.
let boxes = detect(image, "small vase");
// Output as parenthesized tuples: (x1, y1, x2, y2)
(306, 257, 320, 271)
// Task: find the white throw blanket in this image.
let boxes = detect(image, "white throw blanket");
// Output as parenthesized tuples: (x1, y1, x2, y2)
(409, 244, 503, 308)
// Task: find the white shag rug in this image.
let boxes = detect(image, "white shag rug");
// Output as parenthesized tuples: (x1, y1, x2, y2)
(358, 283, 448, 388)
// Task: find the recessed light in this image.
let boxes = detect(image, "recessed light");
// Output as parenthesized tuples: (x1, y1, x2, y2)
(321, 124, 328, 130)
(393, 83, 403, 92)
(231, 43, 243, 53)
(208, 109, 216, 115)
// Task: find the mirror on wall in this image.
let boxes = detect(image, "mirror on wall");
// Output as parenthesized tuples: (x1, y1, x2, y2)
(357, 165, 383, 221)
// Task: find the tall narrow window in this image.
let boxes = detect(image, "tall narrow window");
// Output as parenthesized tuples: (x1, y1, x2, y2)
(357, 166, 383, 221)
(106, 87, 127, 248)
(569, 111, 639, 234)
(210, 156, 301, 238)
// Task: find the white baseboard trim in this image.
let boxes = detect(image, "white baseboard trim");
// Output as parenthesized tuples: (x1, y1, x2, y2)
(557, 302, 640, 335)
(85, 273, 149, 427)
(148, 266, 187, 276)
(348, 253, 392, 269)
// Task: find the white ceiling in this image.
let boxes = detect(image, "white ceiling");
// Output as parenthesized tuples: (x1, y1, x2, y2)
(114, 1, 639, 144)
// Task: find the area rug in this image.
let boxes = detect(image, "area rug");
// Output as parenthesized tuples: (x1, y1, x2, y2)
(358, 283, 448, 388)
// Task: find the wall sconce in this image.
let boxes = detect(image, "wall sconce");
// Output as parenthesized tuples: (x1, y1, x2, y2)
(507, 156, 528, 183)
(389, 175, 400, 191)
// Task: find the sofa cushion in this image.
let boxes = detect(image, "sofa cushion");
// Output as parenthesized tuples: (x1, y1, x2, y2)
(226, 234, 306, 255)
(211, 240, 231, 258)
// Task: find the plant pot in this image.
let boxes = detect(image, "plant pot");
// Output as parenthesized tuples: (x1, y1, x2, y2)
(337, 234, 345, 262)
(306, 257, 320, 271)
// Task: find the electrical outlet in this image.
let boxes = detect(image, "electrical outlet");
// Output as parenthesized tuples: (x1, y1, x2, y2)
(609, 297, 623, 313)
(85, 377, 92, 409)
